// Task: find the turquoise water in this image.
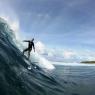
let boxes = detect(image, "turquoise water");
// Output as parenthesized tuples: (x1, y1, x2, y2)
(53, 65, 95, 95)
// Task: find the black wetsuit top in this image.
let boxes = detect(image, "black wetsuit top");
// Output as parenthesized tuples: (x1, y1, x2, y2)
(28, 41, 34, 50)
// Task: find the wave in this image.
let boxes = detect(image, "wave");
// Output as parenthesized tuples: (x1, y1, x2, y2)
(4, 20, 55, 70)
(0, 18, 64, 95)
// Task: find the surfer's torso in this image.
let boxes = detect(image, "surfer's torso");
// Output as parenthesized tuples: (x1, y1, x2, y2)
(28, 41, 34, 50)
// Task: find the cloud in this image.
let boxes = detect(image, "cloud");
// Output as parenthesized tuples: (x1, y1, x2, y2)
(35, 41, 95, 63)
(35, 41, 78, 62)
(62, 50, 76, 59)
(66, 0, 90, 7)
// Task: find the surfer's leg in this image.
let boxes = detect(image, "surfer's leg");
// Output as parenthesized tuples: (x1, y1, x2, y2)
(23, 48, 28, 55)
(28, 51, 30, 59)
(28, 49, 32, 59)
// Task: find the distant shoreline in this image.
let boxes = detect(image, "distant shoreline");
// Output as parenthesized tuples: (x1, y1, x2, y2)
(81, 61, 95, 64)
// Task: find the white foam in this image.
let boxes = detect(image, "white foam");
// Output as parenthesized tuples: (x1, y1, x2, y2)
(11, 32, 55, 70)
(30, 52, 55, 70)
(52, 62, 95, 66)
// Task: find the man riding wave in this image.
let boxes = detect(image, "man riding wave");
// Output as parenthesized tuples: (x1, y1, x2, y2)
(23, 38, 35, 59)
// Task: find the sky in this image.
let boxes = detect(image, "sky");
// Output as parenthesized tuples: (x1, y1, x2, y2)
(0, 0, 95, 62)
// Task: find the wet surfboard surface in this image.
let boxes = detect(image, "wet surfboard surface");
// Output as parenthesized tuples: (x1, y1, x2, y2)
(22, 54, 41, 70)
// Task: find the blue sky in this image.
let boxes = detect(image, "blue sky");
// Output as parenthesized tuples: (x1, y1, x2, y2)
(0, 0, 95, 62)
(1, 0, 95, 48)
(12, 0, 95, 48)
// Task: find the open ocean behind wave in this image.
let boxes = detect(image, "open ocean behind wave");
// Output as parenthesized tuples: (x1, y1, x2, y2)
(53, 64, 95, 95)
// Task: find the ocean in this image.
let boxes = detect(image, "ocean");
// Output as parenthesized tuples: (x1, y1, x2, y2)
(53, 64, 95, 95)
(0, 17, 95, 95)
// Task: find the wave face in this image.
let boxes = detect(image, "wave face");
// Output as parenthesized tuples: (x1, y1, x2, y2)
(0, 18, 64, 95)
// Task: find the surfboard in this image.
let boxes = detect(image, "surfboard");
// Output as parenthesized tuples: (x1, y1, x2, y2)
(22, 53, 40, 70)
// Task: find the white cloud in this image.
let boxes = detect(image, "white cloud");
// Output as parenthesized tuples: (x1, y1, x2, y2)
(35, 42, 95, 63)
(62, 50, 76, 59)
(34, 42, 78, 62)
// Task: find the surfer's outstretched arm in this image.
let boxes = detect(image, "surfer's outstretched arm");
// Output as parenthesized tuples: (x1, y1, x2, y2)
(23, 40, 30, 42)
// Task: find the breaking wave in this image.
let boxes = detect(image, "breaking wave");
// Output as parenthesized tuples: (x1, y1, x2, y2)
(0, 18, 64, 95)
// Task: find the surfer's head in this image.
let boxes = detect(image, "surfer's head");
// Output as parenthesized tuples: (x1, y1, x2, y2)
(31, 38, 34, 41)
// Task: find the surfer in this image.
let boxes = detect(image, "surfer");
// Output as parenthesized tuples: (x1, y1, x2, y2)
(23, 38, 35, 59)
